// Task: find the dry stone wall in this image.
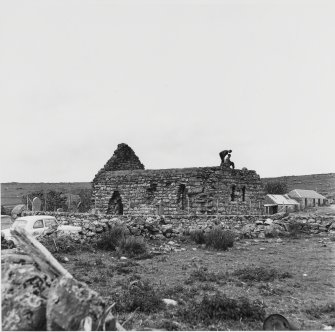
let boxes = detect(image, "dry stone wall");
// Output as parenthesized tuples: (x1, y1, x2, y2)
(23, 211, 335, 242)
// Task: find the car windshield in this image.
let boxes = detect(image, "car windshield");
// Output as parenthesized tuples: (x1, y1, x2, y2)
(1, 216, 12, 230)
(12, 219, 29, 229)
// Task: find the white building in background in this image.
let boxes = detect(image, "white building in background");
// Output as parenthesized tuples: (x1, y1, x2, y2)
(288, 189, 328, 209)
(264, 194, 300, 215)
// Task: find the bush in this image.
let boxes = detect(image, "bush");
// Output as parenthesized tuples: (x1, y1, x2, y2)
(96, 225, 127, 251)
(39, 235, 77, 254)
(117, 279, 164, 313)
(190, 229, 206, 244)
(233, 266, 292, 282)
(287, 222, 304, 238)
(264, 181, 288, 194)
(205, 228, 235, 250)
(178, 292, 265, 324)
(39, 234, 93, 254)
(118, 236, 148, 258)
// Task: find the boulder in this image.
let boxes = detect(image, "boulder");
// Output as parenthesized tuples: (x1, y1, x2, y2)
(329, 222, 335, 230)
(161, 224, 173, 234)
(272, 212, 288, 220)
(2, 263, 52, 331)
(240, 224, 256, 238)
(264, 218, 274, 225)
(321, 219, 333, 227)
(162, 299, 178, 306)
(264, 224, 279, 237)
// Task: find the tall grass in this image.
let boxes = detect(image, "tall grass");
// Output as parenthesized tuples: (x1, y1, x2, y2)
(205, 228, 235, 250)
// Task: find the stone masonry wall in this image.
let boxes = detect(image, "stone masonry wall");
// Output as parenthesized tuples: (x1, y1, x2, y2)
(23, 211, 335, 243)
(93, 167, 265, 216)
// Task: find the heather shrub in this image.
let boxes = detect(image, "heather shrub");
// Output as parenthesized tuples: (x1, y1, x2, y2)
(205, 228, 235, 250)
(39, 235, 78, 254)
(117, 279, 164, 313)
(190, 229, 206, 244)
(118, 236, 148, 258)
(96, 225, 127, 251)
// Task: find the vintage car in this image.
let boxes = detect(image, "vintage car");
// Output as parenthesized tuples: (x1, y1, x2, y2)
(1, 215, 81, 243)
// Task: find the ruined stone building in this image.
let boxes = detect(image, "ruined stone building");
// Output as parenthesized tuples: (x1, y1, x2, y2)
(92, 143, 265, 215)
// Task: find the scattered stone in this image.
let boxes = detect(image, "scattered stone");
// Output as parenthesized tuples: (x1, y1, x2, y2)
(192, 248, 197, 251)
(276, 238, 283, 243)
(120, 256, 127, 260)
(258, 232, 265, 239)
(259, 248, 265, 250)
(162, 299, 178, 306)
(322, 324, 333, 330)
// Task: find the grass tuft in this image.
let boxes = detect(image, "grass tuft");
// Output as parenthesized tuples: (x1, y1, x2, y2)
(233, 266, 293, 282)
(205, 228, 235, 250)
(178, 291, 266, 324)
(117, 279, 164, 313)
(186, 269, 227, 284)
(118, 236, 148, 258)
(96, 225, 127, 251)
(190, 229, 206, 244)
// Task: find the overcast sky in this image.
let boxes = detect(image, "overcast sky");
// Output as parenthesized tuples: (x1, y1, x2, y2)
(0, 0, 334, 183)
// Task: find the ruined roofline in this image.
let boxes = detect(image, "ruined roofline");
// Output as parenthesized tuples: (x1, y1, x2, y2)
(95, 165, 258, 176)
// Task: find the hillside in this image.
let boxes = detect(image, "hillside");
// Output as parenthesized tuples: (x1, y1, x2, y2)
(262, 173, 335, 199)
(1, 182, 91, 208)
(2, 173, 335, 209)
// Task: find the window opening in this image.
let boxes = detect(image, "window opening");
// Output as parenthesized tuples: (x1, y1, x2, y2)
(231, 185, 236, 202)
(107, 191, 123, 215)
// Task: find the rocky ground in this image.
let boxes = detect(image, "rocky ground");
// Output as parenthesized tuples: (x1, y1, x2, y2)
(59, 233, 335, 331)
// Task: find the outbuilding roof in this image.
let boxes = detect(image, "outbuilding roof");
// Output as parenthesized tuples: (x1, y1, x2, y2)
(266, 194, 299, 205)
(288, 189, 326, 199)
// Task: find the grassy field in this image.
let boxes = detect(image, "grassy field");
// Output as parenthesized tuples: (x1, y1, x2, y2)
(263, 173, 335, 200)
(58, 235, 335, 331)
(1, 182, 91, 208)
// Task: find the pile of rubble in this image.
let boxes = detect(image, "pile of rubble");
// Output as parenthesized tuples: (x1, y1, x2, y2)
(239, 213, 335, 239)
(1, 228, 124, 331)
(75, 216, 183, 243)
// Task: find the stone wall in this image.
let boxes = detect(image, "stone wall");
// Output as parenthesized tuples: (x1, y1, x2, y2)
(23, 211, 335, 242)
(92, 143, 265, 216)
(93, 167, 265, 216)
